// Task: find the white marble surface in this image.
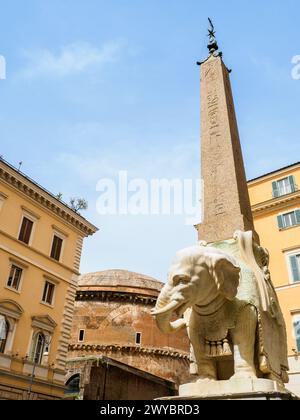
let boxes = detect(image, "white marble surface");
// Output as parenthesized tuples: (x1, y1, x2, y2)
(179, 378, 286, 398)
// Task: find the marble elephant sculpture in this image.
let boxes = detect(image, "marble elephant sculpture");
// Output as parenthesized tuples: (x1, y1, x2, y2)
(152, 245, 268, 382)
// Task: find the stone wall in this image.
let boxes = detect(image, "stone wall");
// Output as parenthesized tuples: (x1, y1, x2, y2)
(69, 298, 190, 385)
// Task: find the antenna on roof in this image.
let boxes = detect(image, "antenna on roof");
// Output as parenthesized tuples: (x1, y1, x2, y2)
(18, 161, 23, 171)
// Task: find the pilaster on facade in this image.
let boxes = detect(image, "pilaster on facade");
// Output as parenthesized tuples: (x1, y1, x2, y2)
(74, 236, 84, 271)
(56, 279, 78, 371)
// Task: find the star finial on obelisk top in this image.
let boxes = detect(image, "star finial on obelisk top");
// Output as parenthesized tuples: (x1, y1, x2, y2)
(207, 18, 222, 57)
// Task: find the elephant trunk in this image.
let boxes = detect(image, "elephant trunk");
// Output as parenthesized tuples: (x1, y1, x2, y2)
(152, 285, 186, 334)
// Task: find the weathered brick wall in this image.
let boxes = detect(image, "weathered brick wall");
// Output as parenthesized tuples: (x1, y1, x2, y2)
(68, 292, 191, 385)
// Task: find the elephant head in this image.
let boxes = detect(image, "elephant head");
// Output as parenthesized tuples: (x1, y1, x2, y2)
(152, 246, 241, 334)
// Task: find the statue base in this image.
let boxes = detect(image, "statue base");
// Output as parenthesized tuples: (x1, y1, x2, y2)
(159, 379, 298, 401)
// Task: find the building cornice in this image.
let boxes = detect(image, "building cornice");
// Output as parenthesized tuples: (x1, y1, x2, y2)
(0, 160, 98, 237)
(248, 162, 300, 185)
(76, 290, 158, 305)
(251, 190, 300, 216)
(68, 344, 190, 361)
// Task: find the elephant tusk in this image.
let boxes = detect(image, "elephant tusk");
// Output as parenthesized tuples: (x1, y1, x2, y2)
(169, 318, 186, 331)
(152, 300, 182, 316)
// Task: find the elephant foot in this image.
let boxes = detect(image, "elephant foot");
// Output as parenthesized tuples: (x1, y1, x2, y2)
(194, 358, 217, 382)
(230, 370, 257, 381)
(197, 375, 217, 383)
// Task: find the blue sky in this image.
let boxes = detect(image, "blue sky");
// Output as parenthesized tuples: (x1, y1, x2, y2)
(0, 1, 299, 281)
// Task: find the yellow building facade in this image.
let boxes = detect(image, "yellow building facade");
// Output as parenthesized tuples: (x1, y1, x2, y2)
(0, 159, 97, 400)
(248, 162, 300, 395)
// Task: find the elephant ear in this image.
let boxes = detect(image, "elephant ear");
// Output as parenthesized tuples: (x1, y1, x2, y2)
(211, 255, 241, 301)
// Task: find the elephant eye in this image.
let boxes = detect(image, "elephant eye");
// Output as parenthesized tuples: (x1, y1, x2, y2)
(173, 275, 190, 286)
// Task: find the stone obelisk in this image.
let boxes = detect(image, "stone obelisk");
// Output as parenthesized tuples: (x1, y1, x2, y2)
(197, 21, 259, 244)
(154, 21, 292, 401)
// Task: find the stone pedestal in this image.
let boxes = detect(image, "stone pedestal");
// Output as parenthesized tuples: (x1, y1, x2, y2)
(159, 379, 298, 401)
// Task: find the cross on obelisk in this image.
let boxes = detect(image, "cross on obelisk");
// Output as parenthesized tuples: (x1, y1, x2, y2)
(196, 19, 259, 244)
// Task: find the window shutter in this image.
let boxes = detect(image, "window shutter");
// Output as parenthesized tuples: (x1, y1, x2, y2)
(297, 337, 300, 353)
(272, 181, 279, 198)
(0, 316, 7, 340)
(289, 175, 296, 193)
(42, 283, 48, 302)
(19, 217, 33, 244)
(24, 219, 33, 244)
(277, 215, 284, 229)
(290, 256, 300, 282)
(295, 321, 300, 352)
(51, 236, 63, 261)
(295, 209, 300, 225)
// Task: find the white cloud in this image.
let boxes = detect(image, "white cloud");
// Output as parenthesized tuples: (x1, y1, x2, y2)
(56, 138, 199, 185)
(19, 41, 123, 79)
(47, 120, 199, 185)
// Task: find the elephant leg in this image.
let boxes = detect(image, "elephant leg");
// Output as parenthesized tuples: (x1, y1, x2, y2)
(196, 357, 217, 381)
(230, 305, 258, 380)
(191, 336, 217, 381)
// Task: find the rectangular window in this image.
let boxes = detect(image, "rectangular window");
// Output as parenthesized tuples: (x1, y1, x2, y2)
(78, 330, 85, 342)
(31, 333, 46, 364)
(290, 254, 300, 283)
(277, 210, 300, 230)
(7, 265, 23, 291)
(293, 318, 300, 353)
(18, 217, 34, 244)
(283, 212, 297, 228)
(272, 176, 297, 198)
(135, 332, 142, 345)
(50, 235, 63, 261)
(42, 281, 55, 305)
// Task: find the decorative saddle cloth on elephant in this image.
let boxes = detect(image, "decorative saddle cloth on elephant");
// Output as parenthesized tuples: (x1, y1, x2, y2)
(194, 297, 249, 358)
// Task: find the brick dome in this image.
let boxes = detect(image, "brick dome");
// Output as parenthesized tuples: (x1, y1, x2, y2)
(69, 269, 190, 385)
(78, 269, 164, 296)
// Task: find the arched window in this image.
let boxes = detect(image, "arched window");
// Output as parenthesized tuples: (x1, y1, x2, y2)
(31, 332, 46, 364)
(0, 315, 9, 354)
(66, 374, 80, 395)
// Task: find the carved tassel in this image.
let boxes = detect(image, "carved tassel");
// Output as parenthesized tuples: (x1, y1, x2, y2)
(222, 339, 232, 356)
(217, 341, 223, 356)
(210, 342, 217, 357)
